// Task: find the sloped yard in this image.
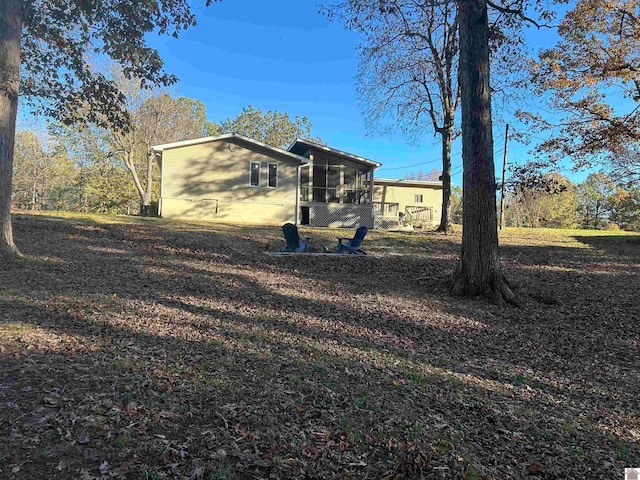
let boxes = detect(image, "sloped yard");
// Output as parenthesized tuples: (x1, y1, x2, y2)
(1, 212, 639, 479)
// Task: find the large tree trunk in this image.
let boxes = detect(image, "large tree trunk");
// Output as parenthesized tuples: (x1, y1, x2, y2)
(437, 126, 453, 232)
(449, 0, 516, 304)
(141, 151, 153, 216)
(0, 0, 22, 260)
(122, 150, 148, 215)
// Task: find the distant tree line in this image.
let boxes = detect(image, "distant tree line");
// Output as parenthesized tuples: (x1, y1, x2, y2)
(503, 169, 639, 231)
(399, 167, 637, 231)
(11, 85, 320, 216)
(402, 166, 639, 231)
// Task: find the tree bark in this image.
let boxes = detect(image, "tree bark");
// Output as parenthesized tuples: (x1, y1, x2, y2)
(121, 149, 147, 215)
(31, 179, 36, 210)
(141, 151, 153, 215)
(437, 127, 453, 232)
(0, 0, 22, 260)
(449, 0, 516, 304)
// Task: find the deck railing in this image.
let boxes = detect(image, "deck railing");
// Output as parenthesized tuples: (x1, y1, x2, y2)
(373, 202, 399, 218)
(300, 186, 370, 204)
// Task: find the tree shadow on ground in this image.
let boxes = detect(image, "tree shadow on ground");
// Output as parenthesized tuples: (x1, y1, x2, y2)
(573, 234, 640, 258)
(1, 214, 639, 479)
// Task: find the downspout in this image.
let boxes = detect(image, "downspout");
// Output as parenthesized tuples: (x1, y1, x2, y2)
(295, 164, 301, 225)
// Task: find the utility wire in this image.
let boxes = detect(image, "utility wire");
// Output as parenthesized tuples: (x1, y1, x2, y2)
(376, 157, 443, 171)
(378, 141, 508, 173)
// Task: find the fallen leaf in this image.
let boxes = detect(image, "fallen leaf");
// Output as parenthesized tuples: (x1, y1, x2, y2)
(527, 462, 542, 475)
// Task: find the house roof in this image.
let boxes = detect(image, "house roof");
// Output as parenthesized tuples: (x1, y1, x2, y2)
(287, 138, 382, 168)
(151, 133, 309, 164)
(375, 178, 443, 188)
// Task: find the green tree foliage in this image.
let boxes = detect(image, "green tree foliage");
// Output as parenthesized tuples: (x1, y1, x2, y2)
(49, 87, 210, 215)
(540, 176, 579, 228)
(449, 185, 463, 224)
(576, 173, 617, 229)
(52, 123, 138, 213)
(506, 169, 578, 228)
(608, 185, 640, 231)
(523, 0, 640, 181)
(11, 130, 76, 211)
(1, 0, 220, 259)
(208, 105, 322, 149)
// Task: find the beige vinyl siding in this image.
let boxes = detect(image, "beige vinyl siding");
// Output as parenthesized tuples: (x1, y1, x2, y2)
(373, 183, 443, 226)
(161, 139, 299, 224)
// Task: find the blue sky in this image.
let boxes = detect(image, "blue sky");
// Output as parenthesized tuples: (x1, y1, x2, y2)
(20, 1, 588, 187)
(147, 1, 593, 187)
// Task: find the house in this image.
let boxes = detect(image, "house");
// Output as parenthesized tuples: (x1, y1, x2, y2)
(288, 138, 380, 228)
(152, 133, 308, 225)
(373, 178, 443, 229)
(152, 133, 441, 229)
(152, 133, 380, 227)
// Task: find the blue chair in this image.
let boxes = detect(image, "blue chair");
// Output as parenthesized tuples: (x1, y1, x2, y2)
(337, 226, 368, 255)
(281, 223, 310, 253)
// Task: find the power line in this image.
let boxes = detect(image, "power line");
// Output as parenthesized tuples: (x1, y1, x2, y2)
(376, 157, 442, 172)
(378, 143, 506, 173)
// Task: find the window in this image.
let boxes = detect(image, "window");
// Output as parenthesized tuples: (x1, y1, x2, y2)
(414, 194, 423, 203)
(250, 162, 260, 187)
(268, 163, 278, 188)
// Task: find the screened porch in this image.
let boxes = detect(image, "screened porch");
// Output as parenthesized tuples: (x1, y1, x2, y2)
(289, 139, 379, 228)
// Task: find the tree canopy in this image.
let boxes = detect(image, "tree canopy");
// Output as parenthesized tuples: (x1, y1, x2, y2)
(1, 0, 220, 258)
(20, 0, 217, 128)
(523, 0, 640, 182)
(208, 105, 322, 149)
(11, 130, 75, 211)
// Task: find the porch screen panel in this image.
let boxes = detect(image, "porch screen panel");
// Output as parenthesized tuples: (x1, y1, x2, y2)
(312, 164, 327, 202)
(300, 165, 310, 201)
(344, 166, 357, 204)
(327, 165, 340, 203)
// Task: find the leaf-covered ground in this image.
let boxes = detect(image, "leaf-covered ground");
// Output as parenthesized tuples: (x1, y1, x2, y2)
(1, 212, 639, 479)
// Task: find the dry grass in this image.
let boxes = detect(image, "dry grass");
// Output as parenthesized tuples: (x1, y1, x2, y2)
(1, 211, 639, 479)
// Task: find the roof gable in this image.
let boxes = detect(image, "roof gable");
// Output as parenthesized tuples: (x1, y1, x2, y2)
(152, 133, 308, 165)
(288, 138, 381, 168)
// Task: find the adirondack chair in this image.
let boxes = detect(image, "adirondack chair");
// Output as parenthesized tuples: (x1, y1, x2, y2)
(281, 223, 310, 253)
(337, 226, 368, 255)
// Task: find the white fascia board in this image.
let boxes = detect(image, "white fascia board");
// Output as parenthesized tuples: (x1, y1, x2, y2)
(375, 178, 443, 187)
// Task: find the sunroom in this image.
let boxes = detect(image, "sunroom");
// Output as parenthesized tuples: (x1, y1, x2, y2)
(288, 139, 380, 228)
